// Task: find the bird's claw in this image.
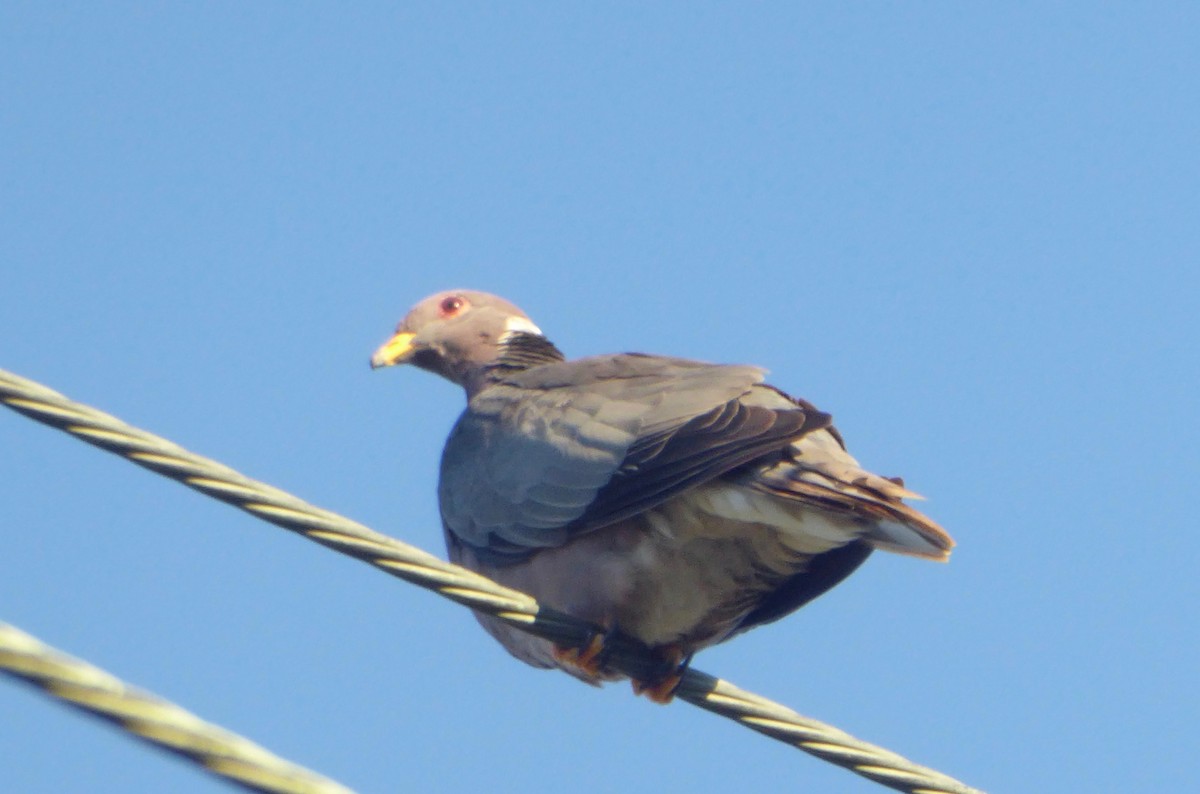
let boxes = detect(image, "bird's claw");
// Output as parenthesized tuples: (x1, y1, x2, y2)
(631, 646, 692, 705)
(553, 626, 616, 680)
(556, 630, 692, 703)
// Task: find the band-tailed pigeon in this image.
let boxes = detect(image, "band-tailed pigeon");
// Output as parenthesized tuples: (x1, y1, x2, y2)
(371, 290, 953, 700)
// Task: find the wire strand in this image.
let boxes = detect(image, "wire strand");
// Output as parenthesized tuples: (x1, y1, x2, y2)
(1, 367, 984, 794)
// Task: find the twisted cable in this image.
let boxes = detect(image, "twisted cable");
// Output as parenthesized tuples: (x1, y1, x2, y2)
(0, 622, 355, 794)
(1, 367, 984, 794)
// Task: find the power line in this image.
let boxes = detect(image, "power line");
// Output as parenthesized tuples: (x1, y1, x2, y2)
(0, 622, 355, 794)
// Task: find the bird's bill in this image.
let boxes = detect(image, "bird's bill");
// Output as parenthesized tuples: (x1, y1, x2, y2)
(370, 331, 418, 369)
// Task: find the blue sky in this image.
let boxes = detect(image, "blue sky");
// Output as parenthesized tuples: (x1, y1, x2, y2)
(2, 4, 1197, 792)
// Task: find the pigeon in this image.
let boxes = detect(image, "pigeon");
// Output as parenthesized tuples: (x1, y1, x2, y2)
(371, 289, 953, 700)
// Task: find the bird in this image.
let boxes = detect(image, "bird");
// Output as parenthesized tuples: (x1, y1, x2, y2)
(370, 289, 953, 701)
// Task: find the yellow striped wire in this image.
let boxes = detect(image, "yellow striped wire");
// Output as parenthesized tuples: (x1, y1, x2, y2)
(0, 622, 355, 794)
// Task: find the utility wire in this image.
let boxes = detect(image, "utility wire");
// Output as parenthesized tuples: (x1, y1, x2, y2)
(0, 622, 356, 794)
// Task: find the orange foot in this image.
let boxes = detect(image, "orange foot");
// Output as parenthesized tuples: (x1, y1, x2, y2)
(552, 631, 610, 680)
(631, 645, 689, 705)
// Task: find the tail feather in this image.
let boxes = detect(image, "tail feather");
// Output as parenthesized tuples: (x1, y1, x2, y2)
(750, 428, 954, 561)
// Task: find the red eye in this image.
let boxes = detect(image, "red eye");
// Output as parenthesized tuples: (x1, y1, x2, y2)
(439, 295, 466, 316)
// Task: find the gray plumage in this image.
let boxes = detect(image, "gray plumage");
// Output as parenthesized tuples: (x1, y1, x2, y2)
(372, 290, 953, 684)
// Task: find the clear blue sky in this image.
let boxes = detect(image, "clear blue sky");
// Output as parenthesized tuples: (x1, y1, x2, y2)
(2, 4, 1196, 793)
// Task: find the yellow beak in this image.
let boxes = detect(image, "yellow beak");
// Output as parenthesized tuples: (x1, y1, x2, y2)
(370, 331, 418, 369)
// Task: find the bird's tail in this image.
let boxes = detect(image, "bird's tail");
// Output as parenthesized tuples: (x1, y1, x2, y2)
(752, 429, 954, 561)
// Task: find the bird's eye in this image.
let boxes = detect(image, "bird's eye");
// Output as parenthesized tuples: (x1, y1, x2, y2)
(439, 296, 466, 316)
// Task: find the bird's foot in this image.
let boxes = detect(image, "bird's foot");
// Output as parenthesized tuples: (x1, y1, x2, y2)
(555, 629, 692, 702)
(552, 625, 615, 680)
(631, 645, 692, 705)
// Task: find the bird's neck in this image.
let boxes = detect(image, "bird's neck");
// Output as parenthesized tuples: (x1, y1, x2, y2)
(464, 333, 565, 397)
(491, 331, 567, 371)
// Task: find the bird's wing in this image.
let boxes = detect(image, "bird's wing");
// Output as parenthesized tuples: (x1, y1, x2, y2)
(439, 354, 829, 562)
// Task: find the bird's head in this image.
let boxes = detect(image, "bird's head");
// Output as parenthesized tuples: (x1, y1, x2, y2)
(370, 290, 559, 393)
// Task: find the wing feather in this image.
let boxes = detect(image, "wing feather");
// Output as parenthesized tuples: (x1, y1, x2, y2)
(438, 355, 827, 562)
